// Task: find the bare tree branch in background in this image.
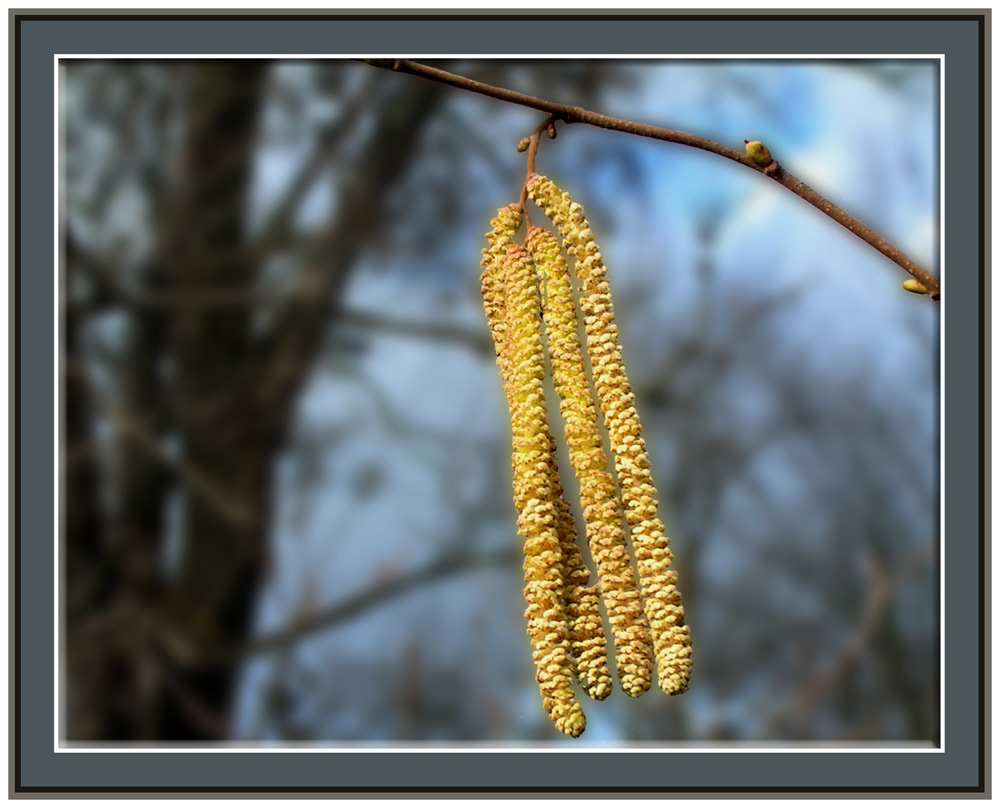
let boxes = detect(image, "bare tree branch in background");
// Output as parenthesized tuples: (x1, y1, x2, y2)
(221, 547, 518, 665)
(763, 541, 935, 739)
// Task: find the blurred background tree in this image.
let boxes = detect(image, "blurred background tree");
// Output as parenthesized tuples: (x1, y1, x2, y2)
(61, 58, 939, 743)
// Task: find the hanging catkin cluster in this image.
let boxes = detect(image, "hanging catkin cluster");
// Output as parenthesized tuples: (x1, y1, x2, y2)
(481, 177, 692, 737)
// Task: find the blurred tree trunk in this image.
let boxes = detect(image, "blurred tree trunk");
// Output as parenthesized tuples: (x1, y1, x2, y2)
(64, 61, 443, 740)
(152, 61, 272, 739)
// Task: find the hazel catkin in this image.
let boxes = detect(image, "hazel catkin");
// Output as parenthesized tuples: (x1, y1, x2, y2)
(527, 225, 652, 698)
(527, 174, 693, 696)
(542, 431, 613, 701)
(481, 227, 586, 736)
(480, 203, 524, 374)
(502, 243, 586, 736)
(482, 205, 609, 704)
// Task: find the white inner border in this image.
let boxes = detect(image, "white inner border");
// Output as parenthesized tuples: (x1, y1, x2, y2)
(52, 53, 947, 754)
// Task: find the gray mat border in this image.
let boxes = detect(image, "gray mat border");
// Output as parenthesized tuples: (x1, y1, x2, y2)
(10, 10, 987, 797)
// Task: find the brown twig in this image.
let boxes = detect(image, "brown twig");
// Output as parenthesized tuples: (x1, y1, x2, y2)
(516, 116, 556, 228)
(359, 58, 940, 300)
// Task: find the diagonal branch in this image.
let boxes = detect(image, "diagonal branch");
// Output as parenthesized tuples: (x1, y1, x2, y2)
(251, 79, 446, 422)
(359, 58, 940, 300)
(250, 70, 377, 255)
(762, 539, 936, 738)
(186, 547, 519, 668)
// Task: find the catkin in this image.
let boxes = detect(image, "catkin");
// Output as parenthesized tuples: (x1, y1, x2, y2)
(480, 203, 523, 371)
(542, 432, 612, 701)
(481, 205, 609, 703)
(527, 226, 652, 698)
(527, 175, 693, 695)
(481, 228, 585, 736)
(502, 243, 586, 736)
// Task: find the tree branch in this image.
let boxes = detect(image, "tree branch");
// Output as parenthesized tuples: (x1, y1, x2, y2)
(189, 547, 519, 668)
(359, 58, 940, 300)
(762, 539, 936, 738)
(250, 70, 377, 256)
(336, 307, 494, 356)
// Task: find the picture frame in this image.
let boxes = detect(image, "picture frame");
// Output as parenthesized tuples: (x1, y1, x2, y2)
(11, 8, 987, 797)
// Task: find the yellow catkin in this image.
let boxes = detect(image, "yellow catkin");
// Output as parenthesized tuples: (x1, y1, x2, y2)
(528, 175, 693, 695)
(542, 431, 613, 701)
(527, 226, 651, 698)
(481, 231, 585, 736)
(482, 206, 609, 703)
(503, 243, 586, 736)
(481, 203, 524, 372)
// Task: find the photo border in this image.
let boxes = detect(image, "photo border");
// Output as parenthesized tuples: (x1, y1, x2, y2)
(11, 9, 988, 796)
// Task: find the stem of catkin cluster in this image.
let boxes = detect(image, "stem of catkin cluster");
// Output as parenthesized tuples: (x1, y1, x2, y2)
(527, 226, 653, 698)
(527, 175, 693, 696)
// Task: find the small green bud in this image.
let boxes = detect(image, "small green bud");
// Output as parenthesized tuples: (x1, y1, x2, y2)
(744, 139, 773, 166)
(901, 279, 929, 295)
(517, 137, 531, 153)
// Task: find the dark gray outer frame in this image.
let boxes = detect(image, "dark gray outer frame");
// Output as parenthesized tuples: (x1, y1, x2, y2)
(13, 11, 986, 796)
